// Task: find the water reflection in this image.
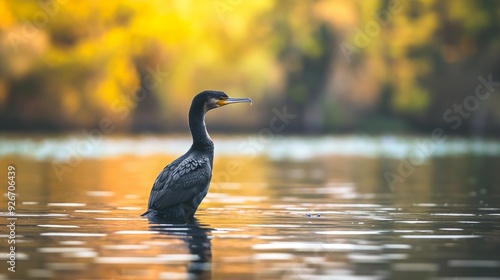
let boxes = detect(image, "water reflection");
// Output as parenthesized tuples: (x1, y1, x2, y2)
(1, 136, 500, 279)
(147, 217, 212, 280)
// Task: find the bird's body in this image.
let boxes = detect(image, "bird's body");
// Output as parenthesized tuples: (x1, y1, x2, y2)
(142, 90, 251, 221)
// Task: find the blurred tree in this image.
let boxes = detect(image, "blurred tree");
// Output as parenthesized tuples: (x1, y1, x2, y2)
(0, 0, 498, 135)
(315, 0, 500, 134)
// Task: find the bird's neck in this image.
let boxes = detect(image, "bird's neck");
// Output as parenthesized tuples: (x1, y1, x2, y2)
(189, 104, 214, 152)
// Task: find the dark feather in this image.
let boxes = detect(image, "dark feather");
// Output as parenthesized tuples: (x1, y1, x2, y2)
(143, 90, 250, 219)
(147, 155, 211, 211)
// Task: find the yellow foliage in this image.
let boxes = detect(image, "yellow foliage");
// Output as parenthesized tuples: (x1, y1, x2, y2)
(0, 0, 498, 131)
(0, 0, 14, 29)
(448, 1, 489, 31)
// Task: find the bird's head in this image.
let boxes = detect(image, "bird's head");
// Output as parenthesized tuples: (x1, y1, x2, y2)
(195, 90, 252, 112)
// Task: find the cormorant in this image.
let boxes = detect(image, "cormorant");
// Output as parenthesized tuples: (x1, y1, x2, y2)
(142, 90, 252, 221)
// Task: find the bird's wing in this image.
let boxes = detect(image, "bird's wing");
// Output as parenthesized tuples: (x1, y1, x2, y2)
(147, 156, 211, 210)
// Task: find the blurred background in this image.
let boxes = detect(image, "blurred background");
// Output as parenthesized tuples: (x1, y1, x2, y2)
(1, 0, 499, 135)
(1, 1, 500, 279)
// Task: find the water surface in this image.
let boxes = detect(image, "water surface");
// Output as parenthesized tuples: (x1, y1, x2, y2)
(1, 136, 499, 279)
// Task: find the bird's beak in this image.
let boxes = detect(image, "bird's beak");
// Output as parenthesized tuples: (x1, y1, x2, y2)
(217, 97, 253, 107)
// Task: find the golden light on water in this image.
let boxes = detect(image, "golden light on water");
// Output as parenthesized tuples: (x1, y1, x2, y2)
(1, 1, 500, 278)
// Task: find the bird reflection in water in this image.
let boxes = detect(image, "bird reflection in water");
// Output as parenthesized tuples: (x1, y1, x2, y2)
(147, 216, 212, 279)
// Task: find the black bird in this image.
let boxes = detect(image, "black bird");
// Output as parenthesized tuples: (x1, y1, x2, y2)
(142, 90, 252, 221)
